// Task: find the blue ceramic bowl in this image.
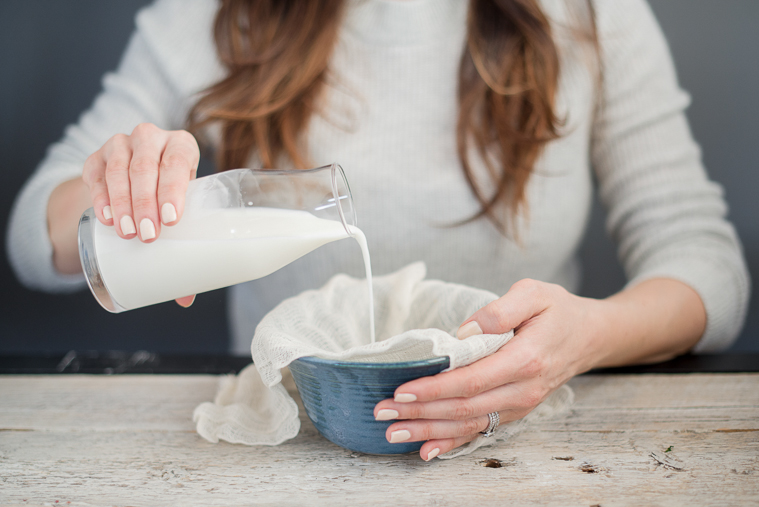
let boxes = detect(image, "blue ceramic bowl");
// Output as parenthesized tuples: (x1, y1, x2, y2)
(289, 355, 450, 455)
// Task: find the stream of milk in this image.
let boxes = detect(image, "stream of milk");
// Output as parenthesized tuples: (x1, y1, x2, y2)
(94, 207, 375, 343)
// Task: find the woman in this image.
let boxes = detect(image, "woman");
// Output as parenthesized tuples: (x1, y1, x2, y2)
(7, 0, 749, 460)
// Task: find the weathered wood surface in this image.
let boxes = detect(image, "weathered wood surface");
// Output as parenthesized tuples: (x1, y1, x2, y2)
(1, 373, 757, 506)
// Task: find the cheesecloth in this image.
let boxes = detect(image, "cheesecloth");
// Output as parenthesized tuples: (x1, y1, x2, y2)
(193, 262, 573, 459)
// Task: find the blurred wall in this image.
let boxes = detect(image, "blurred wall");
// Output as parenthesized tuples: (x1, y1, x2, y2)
(0, 0, 229, 353)
(1, 0, 756, 354)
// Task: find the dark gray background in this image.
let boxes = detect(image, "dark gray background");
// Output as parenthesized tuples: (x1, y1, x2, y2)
(1, 1, 757, 354)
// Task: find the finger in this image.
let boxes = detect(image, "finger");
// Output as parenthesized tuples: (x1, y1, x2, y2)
(391, 348, 515, 403)
(420, 434, 480, 461)
(129, 124, 166, 242)
(82, 150, 112, 225)
(391, 333, 546, 402)
(103, 134, 136, 238)
(175, 295, 196, 308)
(385, 413, 492, 444)
(157, 131, 199, 226)
(376, 382, 535, 421)
(458, 279, 550, 337)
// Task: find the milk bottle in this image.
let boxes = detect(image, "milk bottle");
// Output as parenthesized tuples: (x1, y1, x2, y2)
(79, 164, 375, 342)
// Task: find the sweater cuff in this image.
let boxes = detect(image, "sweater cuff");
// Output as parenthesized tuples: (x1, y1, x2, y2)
(625, 254, 750, 353)
(6, 167, 87, 293)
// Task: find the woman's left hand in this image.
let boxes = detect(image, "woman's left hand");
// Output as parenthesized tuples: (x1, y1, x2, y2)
(373, 278, 605, 460)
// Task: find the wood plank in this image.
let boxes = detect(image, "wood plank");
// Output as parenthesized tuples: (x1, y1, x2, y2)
(1, 422, 757, 505)
(3, 374, 757, 432)
(1, 374, 757, 506)
(0, 375, 219, 431)
(570, 374, 759, 408)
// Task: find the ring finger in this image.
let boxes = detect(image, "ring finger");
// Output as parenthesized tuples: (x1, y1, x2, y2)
(385, 412, 494, 445)
(376, 382, 531, 422)
(129, 134, 165, 242)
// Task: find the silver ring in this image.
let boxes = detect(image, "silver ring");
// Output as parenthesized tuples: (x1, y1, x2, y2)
(480, 411, 500, 438)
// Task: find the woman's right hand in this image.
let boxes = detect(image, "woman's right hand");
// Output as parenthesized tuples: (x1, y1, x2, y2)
(82, 122, 200, 243)
(81, 123, 200, 307)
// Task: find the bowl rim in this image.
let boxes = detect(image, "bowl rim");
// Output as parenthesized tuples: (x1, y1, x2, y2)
(293, 355, 450, 370)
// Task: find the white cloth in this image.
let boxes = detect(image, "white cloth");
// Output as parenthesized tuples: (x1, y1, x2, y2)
(6, 0, 750, 355)
(193, 263, 572, 458)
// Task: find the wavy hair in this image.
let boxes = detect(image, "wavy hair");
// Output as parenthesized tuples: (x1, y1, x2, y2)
(188, 0, 599, 232)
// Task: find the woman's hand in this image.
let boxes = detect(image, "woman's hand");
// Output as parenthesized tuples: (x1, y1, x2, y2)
(373, 280, 601, 460)
(82, 123, 200, 243)
(373, 279, 606, 460)
(373, 276, 705, 460)
(82, 123, 200, 307)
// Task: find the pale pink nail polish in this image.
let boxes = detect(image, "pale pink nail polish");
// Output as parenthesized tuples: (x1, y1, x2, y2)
(394, 393, 417, 403)
(161, 202, 177, 224)
(389, 430, 411, 443)
(140, 218, 156, 240)
(375, 409, 399, 421)
(426, 448, 440, 461)
(120, 215, 136, 236)
(103, 205, 112, 221)
(457, 321, 483, 340)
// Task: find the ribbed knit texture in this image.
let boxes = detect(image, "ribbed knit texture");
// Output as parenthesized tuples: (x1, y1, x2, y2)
(6, 0, 749, 354)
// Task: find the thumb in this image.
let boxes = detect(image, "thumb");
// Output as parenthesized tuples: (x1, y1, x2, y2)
(457, 279, 546, 338)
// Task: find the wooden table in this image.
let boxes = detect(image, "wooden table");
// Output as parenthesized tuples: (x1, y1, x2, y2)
(1, 372, 757, 506)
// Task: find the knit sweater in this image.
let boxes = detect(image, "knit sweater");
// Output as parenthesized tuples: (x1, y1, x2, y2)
(6, 0, 750, 355)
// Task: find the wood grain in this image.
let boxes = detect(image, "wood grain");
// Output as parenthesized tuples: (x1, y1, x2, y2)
(1, 373, 757, 506)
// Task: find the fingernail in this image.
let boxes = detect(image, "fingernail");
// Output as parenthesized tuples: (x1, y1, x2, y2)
(425, 448, 440, 461)
(161, 202, 177, 224)
(375, 409, 399, 421)
(389, 430, 411, 443)
(120, 215, 136, 236)
(457, 321, 483, 340)
(139, 218, 156, 241)
(394, 393, 417, 403)
(103, 205, 112, 221)
(180, 295, 196, 308)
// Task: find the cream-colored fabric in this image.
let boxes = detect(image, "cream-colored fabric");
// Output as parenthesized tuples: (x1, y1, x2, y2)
(194, 263, 572, 457)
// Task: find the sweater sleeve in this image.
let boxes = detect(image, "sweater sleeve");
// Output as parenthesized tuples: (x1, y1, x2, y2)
(6, 0, 220, 293)
(590, 0, 750, 352)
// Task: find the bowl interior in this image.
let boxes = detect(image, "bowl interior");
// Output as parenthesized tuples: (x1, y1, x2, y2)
(289, 355, 450, 455)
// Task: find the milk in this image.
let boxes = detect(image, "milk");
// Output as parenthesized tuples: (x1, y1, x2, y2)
(94, 207, 375, 342)
(351, 227, 375, 344)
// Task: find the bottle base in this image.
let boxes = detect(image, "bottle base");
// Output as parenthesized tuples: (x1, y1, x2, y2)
(78, 208, 125, 313)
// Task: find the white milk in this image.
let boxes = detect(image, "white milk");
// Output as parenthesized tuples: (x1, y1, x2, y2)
(350, 228, 375, 344)
(94, 207, 375, 343)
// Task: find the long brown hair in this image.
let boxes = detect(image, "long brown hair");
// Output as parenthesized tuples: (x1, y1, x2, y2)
(189, 0, 598, 232)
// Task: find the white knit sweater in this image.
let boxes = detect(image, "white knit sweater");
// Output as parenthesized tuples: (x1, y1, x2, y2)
(6, 0, 750, 355)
